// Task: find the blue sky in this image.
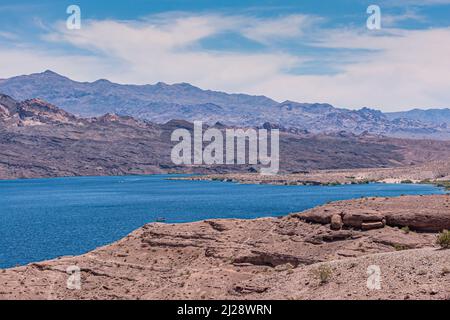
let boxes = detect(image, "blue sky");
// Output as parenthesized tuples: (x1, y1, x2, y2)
(0, 0, 450, 111)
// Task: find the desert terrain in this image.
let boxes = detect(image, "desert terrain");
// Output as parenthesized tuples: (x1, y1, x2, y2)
(177, 161, 450, 186)
(1, 194, 449, 300)
(3, 94, 450, 180)
(1, 92, 450, 301)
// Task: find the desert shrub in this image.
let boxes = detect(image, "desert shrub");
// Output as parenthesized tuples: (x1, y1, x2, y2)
(393, 243, 408, 251)
(436, 230, 450, 249)
(435, 181, 450, 190)
(314, 265, 332, 284)
(401, 226, 410, 234)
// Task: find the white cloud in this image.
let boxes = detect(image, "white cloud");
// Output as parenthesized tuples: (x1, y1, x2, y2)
(240, 14, 322, 44)
(0, 12, 449, 111)
(382, 9, 427, 27)
(0, 31, 18, 40)
(40, 15, 305, 89)
(0, 46, 113, 80)
(253, 27, 450, 110)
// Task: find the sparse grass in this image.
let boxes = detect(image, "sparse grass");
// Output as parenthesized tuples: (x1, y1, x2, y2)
(436, 230, 450, 249)
(393, 243, 408, 251)
(314, 265, 333, 284)
(401, 226, 410, 234)
(417, 179, 450, 191)
(435, 181, 450, 191)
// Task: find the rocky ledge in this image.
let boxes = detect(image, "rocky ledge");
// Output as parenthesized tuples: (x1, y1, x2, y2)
(1, 195, 449, 300)
(296, 195, 450, 232)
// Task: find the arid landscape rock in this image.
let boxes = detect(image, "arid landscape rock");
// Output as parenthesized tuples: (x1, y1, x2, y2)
(1, 195, 449, 300)
(296, 195, 450, 232)
(1, 82, 450, 301)
(181, 161, 450, 186)
(2, 71, 450, 139)
(2, 94, 450, 180)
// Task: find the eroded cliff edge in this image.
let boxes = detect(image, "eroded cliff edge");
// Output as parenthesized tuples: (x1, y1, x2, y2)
(1, 195, 449, 300)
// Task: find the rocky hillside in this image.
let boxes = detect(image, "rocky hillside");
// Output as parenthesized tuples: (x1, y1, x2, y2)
(0, 70, 276, 118)
(1, 195, 449, 300)
(2, 94, 450, 180)
(1, 71, 449, 139)
(387, 108, 450, 126)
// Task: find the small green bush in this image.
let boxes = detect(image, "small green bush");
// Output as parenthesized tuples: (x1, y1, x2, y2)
(435, 181, 450, 190)
(394, 243, 408, 251)
(436, 230, 450, 249)
(314, 265, 332, 284)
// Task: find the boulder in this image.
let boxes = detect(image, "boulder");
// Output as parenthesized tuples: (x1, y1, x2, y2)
(342, 211, 385, 228)
(385, 212, 450, 232)
(330, 214, 343, 230)
(361, 221, 384, 230)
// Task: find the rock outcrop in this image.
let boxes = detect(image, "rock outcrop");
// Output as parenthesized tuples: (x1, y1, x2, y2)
(3, 94, 450, 180)
(0, 195, 449, 300)
(330, 214, 343, 230)
(295, 195, 450, 232)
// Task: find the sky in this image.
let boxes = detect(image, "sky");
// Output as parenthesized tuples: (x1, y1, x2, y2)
(0, 0, 449, 111)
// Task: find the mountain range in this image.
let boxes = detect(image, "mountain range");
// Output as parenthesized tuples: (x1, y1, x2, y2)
(386, 109, 450, 126)
(3, 93, 450, 179)
(0, 70, 449, 139)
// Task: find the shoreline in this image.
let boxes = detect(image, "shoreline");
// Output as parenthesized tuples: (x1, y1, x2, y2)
(1, 173, 446, 271)
(169, 163, 450, 190)
(0, 172, 194, 182)
(1, 164, 449, 189)
(1, 194, 449, 300)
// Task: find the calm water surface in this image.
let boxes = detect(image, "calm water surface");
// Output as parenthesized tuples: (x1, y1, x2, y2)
(0, 174, 445, 268)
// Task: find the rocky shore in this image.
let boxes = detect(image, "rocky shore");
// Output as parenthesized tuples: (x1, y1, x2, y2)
(174, 161, 450, 187)
(1, 195, 449, 300)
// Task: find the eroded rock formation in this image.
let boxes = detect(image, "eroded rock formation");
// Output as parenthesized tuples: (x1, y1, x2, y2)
(295, 195, 450, 232)
(0, 195, 449, 300)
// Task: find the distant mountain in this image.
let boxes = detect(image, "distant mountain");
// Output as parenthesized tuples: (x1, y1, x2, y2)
(0, 70, 277, 118)
(387, 109, 450, 127)
(3, 93, 450, 179)
(253, 102, 449, 139)
(1, 70, 449, 139)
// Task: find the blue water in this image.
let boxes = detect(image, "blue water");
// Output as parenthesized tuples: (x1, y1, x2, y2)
(0, 174, 445, 268)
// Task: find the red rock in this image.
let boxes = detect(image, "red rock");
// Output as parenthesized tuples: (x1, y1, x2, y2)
(342, 211, 384, 228)
(330, 214, 343, 230)
(361, 221, 384, 230)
